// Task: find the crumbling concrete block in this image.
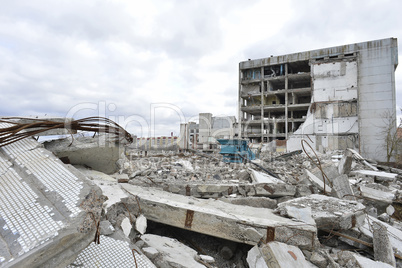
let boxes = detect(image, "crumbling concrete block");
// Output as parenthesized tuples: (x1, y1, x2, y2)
(220, 196, 277, 209)
(254, 183, 297, 197)
(44, 134, 125, 174)
(372, 221, 396, 267)
(249, 168, 284, 184)
(305, 169, 332, 193)
(277, 194, 365, 230)
(141, 234, 205, 268)
(336, 251, 394, 268)
(121, 184, 317, 249)
(359, 185, 395, 204)
(338, 149, 353, 175)
(246, 242, 314, 268)
(332, 174, 355, 201)
(351, 170, 398, 183)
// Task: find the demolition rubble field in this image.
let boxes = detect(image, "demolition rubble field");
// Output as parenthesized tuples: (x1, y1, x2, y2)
(1, 134, 402, 267)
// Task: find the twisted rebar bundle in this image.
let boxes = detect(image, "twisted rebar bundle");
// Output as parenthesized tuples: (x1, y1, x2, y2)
(0, 116, 133, 147)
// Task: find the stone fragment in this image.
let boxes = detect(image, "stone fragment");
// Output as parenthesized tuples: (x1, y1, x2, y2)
(121, 217, 132, 238)
(135, 214, 147, 235)
(99, 220, 115, 236)
(142, 247, 160, 259)
(310, 251, 328, 268)
(199, 255, 215, 263)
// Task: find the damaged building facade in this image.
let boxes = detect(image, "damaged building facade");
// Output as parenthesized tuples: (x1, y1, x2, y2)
(239, 38, 398, 162)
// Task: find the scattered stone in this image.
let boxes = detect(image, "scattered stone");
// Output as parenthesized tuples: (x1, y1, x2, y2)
(135, 214, 147, 235)
(99, 220, 115, 236)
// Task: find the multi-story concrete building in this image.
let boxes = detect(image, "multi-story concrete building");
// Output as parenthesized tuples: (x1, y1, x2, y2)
(238, 38, 398, 161)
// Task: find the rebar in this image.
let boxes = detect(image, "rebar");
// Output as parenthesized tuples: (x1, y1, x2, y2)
(0, 116, 133, 147)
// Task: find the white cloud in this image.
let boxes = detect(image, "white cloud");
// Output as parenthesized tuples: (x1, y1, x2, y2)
(0, 0, 401, 137)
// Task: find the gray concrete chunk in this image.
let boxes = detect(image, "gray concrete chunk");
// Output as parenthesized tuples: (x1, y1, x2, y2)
(121, 184, 317, 249)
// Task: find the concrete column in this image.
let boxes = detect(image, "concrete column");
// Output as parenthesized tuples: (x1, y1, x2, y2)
(238, 69, 243, 138)
(261, 66, 264, 142)
(285, 64, 288, 139)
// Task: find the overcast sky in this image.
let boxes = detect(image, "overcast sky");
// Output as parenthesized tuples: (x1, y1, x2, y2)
(1, 0, 401, 137)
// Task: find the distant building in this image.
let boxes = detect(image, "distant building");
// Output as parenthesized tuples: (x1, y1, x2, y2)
(179, 113, 237, 151)
(238, 38, 398, 161)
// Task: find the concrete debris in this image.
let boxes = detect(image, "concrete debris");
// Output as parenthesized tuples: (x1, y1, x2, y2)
(351, 169, 398, 182)
(247, 241, 315, 268)
(358, 185, 395, 204)
(331, 174, 355, 201)
(121, 183, 318, 249)
(277, 194, 365, 230)
(44, 134, 126, 174)
(140, 234, 206, 268)
(136, 214, 147, 235)
(305, 169, 333, 193)
(338, 149, 353, 175)
(372, 221, 396, 267)
(0, 137, 103, 267)
(67, 235, 155, 268)
(4, 132, 402, 268)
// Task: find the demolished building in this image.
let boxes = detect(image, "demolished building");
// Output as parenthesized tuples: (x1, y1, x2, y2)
(239, 37, 398, 162)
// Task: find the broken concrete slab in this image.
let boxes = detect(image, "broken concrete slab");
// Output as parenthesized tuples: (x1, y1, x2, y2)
(141, 234, 206, 268)
(44, 134, 125, 174)
(67, 235, 156, 268)
(0, 137, 102, 267)
(247, 241, 315, 268)
(331, 174, 355, 201)
(372, 221, 396, 267)
(220, 196, 277, 209)
(337, 251, 394, 268)
(359, 215, 402, 259)
(359, 185, 395, 204)
(277, 194, 365, 230)
(254, 183, 297, 197)
(351, 170, 398, 183)
(77, 167, 129, 213)
(121, 184, 318, 249)
(249, 168, 284, 184)
(305, 169, 332, 193)
(338, 149, 353, 175)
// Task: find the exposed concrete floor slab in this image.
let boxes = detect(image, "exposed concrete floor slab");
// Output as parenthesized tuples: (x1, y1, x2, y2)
(121, 184, 317, 250)
(0, 135, 100, 267)
(277, 194, 365, 230)
(67, 235, 156, 268)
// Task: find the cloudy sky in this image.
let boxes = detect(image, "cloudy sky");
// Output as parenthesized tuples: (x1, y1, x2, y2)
(0, 0, 401, 137)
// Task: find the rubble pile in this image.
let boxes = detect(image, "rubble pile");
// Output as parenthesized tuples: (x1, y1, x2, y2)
(2, 133, 402, 267)
(100, 147, 402, 268)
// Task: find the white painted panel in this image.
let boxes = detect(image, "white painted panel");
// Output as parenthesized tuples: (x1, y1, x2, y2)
(313, 117, 358, 134)
(313, 61, 358, 102)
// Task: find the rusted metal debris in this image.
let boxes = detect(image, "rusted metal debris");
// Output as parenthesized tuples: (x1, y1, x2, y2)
(0, 116, 133, 147)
